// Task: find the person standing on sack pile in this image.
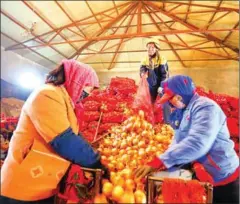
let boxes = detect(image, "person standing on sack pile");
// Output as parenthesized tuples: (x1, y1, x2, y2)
(0, 59, 107, 204)
(134, 75, 239, 204)
(140, 38, 171, 123)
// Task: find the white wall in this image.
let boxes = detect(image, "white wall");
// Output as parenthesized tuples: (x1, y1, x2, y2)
(1, 46, 48, 87)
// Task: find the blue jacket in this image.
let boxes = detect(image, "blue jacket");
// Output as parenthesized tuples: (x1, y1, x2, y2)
(159, 93, 239, 182)
(140, 55, 169, 102)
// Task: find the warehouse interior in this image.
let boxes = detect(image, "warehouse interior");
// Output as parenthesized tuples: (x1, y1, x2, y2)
(0, 1, 239, 204)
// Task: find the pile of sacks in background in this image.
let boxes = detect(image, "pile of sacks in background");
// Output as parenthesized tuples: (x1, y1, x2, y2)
(196, 87, 239, 156)
(80, 77, 138, 142)
(1, 97, 24, 118)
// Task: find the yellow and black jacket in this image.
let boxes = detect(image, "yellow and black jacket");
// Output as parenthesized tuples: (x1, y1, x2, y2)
(140, 54, 169, 102)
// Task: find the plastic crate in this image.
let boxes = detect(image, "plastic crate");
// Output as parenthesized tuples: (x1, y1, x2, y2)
(54, 167, 102, 204)
(147, 176, 213, 204)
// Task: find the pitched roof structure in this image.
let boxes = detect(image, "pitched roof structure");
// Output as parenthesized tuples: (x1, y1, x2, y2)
(1, 1, 239, 71)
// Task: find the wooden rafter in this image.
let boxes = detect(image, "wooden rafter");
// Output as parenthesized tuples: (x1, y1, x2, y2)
(77, 3, 136, 61)
(108, 4, 138, 70)
(9, 27, 238, 50)
(221, 47, 231, 58)
(47, 28, 64, 43)
(205, 11, 231, 29)
(142, 3, 186, 67)
(84, 58, 239, 65)
(223, 21, 239, 42)
(112, 21, 174, 29)
(54, 1, 86, 38)
(146, 4, 188, 48)
(137, 2, 142, 34)
(191, 40, 210, 48)
(165, 1, 238, 12)
(184, 0, 192, 22)
(66, 27, 83, 38)
(78, 46, 234, 55)
(156, 38, 238, 60)
(80, 39, 132, 61)
(22, 1, 79, 52)
(1, 32, 57, 65)
(5, 2, 130, 51)
(167, 4, 182, 13)
(112, 0, 119, 15)
(1, 9, 68, 58)
(102, 13, 114, 19)
(69, 2, 137, 59)
(205, 0, 222, 29)
(174, 10, 233, 15)
(85, 1, 102, 29)
(145, 1, 239, 53)
(213, 41, 231, 58)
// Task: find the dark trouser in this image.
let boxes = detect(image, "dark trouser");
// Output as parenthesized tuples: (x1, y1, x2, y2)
(149, 86, 171, 124)
(213, 178, 239, 204)
(0, 196, 54, 204)
(162, 102, 171, 124)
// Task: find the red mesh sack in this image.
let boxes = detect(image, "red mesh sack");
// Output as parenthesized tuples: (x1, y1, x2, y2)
(83, 101, 101, 111)
(132, 77, 154, 124)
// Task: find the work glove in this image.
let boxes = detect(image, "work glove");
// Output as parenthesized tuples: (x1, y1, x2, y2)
(134, 157, 166, 180)
(133, 166, 155, 180)
(193, 162, 214, 185)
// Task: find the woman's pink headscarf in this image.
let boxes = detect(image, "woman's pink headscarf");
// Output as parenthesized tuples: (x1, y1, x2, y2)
(62, 59, 99, 128)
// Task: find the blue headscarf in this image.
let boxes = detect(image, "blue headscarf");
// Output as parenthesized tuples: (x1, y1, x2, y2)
(161, 75, 196, 129)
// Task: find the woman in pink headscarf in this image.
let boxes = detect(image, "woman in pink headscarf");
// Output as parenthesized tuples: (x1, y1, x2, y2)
(1, 60, 103, 203)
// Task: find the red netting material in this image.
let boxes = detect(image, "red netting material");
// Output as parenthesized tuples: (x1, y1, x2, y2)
(132, 77, 155, 124)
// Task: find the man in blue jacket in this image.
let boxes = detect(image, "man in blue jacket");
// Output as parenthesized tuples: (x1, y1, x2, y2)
(134, 75, 239, 203)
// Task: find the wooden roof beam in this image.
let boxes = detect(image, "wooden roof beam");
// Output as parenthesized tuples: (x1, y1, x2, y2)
(205, 11, 231, 29)
(5, 2, 130, 51)
(223, 21, 239, 42)
(165, 1, 238, 12)
(79, 39, 132, 61)
(184, 0, 192, 22)
(85, 58, 239, 64)
(146, 4, 188, 47)
(137, 2, 142, 34)
(76, 4, 135, 61)
(142, 3, 186, 67)
(191, 40, 210, 48)
(112, 0, 119, 15)
(1, 9, 68, 58)
(167, 4, 182, 13)
(69, 2, 137, 59)
(174, 10, 234, 15)
(78, 46, 234, 55)
(1, 32, 57, 66)
(11, 27, 239, 50)
(145, 1, 239, 53)
(54, 1, 86, 38)
(108, 4, 138, 70)
(85, 1, 102, 29)
(205, 0, 222, 29)
(22, 1, 79, 52)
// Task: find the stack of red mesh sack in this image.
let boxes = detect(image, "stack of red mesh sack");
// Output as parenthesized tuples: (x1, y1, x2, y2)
(1, 113, 18, 139)
(80, 77, 137, 142)
(196, 87, 239, 156)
